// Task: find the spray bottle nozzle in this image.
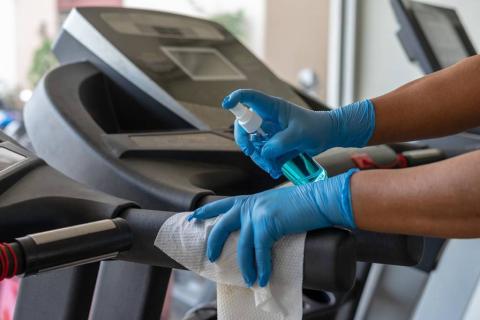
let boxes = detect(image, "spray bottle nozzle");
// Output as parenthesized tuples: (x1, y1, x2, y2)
(229, 104, 263, 134)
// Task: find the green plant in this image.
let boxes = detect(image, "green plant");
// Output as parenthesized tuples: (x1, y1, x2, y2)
(28, 37, 57, 87)
(209, 10, 247, 41)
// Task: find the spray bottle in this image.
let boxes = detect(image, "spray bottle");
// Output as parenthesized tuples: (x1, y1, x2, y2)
(229, 104, 327, 185)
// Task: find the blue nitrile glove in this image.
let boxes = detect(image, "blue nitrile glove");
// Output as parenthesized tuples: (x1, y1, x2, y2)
(222, 89, 375, 178)
(187, 168, 358, 287)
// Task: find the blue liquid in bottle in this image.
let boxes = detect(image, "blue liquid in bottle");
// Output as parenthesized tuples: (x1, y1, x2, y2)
(229, 103, 327, 185)
(251, 126, 327, 185)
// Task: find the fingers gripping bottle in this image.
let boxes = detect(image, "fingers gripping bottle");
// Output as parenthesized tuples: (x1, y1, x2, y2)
(229, 104, 327, 185)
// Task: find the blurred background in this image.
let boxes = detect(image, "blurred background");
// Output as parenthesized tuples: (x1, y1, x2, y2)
(0, 0, 331, 128)
(2, 0, 480, 140)
(1, 0, 480, 319)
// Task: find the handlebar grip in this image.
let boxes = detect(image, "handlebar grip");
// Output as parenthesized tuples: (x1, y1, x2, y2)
(5, 218, 131, 277)
(118, 208, 356, 292)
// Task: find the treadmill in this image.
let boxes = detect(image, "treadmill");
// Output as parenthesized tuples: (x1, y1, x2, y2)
(20, 6, 450, 320)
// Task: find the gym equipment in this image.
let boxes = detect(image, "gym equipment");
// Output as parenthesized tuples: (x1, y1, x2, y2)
(18, 5, 450, 320)
(0, 130, 360, 317)
(0, 129, 429, 319)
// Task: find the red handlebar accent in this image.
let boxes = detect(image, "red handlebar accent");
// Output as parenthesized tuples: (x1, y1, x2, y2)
(0, 243, 8, 280)
(351, 153, 408, 170)
(0, 243, 18, 280)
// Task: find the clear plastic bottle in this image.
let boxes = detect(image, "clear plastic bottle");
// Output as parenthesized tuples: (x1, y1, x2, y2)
(229, 104, 327, 185)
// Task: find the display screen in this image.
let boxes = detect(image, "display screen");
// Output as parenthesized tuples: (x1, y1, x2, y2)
(161, 46, 246, 81)
(412, 3, 469, 68)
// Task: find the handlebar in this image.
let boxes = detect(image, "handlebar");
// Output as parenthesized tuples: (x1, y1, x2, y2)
(1, 206, 423, 292)
(0, 218, 131, 279)
(1, 210, 356, 291)
(0, 146, 444, 291)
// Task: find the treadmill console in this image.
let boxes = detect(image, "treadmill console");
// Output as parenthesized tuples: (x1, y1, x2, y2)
(392, 0, 476, 73)
(54, 7, 307, 130)
(392, 0, 480, 135)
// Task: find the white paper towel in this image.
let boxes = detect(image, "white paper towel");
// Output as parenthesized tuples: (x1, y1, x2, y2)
(155, 211, 306, 320)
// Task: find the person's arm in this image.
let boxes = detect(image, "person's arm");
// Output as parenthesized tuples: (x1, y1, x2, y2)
(221, 55, 480, 180)
(352, 150, 480, 238)
(370, 54, 480, 144)
(189, 56, 480, 287)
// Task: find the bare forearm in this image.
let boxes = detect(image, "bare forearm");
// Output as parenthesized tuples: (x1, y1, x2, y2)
(369, 55, 480, 145)
(351, 150, 480, 238)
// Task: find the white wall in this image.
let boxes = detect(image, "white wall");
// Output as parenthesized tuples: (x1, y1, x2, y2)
(15, 0, 57, 89)
(264, 0, 330, 99)
(0, 0, 57, 90)
(0, 0, 17, 90)
(122, 0, 266, 58)
(354, 0, 480, 100)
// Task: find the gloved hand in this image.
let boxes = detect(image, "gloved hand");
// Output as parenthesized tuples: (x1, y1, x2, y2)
(188, 169, 358, 287)
(222, 89, 375, 178)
